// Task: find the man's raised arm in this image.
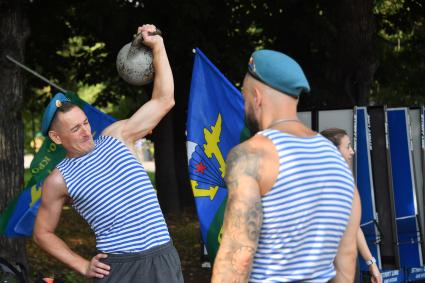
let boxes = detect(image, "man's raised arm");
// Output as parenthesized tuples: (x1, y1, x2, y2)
(103, 24, 174, 143)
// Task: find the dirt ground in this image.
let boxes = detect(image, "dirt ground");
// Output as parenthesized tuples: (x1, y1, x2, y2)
(27, 206, 212, 282)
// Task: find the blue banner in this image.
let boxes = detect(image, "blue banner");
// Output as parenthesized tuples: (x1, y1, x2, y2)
(407, 267, 425, 281)
(382, 269, 405, 283)
(186, 48, 247, 261)
(387, 108, 423, 268)
(355, 107, 382, 271)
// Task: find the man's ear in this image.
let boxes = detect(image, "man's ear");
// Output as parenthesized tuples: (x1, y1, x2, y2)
(48, 130, 62, 145)
(253, 87, 263, 108)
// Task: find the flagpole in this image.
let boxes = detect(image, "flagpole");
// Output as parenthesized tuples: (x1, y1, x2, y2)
(5, 55, 68, 93)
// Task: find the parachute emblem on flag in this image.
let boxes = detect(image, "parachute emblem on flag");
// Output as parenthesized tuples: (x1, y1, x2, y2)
(188, 113, 226, 201)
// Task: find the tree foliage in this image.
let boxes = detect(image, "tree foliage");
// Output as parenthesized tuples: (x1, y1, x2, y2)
(373, 0, 425, 105)
(0, 0, 420, 276)
(0, 0, 420, 277)
(18, 0, 425, 209)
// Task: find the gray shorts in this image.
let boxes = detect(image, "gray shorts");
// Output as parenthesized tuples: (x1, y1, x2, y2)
(94, 241, 184, 283)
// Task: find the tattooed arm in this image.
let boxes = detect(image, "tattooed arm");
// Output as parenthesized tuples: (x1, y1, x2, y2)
(211, 141, 263, 283)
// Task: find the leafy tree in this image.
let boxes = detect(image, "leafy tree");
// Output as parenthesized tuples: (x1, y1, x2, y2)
(19, 0, 425, 213)
(1, 0, 423, 277)
(372, 0, 425, 105)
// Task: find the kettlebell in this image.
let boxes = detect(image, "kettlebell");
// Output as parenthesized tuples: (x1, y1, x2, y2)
(116, 29, 162, 86)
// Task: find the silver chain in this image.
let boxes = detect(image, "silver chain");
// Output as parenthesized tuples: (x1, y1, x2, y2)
(267, 118, 300, 129)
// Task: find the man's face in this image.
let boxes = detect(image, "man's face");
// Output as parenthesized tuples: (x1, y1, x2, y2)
(51, 107, 95, 157)
(242, 75, 260, 134)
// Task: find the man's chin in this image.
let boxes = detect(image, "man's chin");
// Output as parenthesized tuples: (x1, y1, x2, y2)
(82, 141, 95, 153)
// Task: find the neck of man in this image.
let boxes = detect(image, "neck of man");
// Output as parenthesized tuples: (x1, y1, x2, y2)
(66, 146, 95, 159)
(260, 108, 298, 131)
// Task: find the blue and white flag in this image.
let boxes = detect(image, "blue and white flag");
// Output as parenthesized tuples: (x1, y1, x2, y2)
(186, 48, 248, 262)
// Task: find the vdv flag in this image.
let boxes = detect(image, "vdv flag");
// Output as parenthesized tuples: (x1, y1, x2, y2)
(187, 48, 248, 262)
(0, 92, 116, 236)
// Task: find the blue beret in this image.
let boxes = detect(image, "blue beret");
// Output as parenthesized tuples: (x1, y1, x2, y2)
(41, 92, 71, 136)
(248, 49, 310, 97)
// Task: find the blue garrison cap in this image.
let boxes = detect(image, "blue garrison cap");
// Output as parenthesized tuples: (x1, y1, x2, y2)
(41, 92, 71, 136)
(248, 49, 310, 97)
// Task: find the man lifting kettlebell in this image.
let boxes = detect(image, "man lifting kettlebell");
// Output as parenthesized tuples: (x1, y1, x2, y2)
(33, 24, 183, 283)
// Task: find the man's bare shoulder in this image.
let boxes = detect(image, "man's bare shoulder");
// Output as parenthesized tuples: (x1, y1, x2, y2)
(226, 135, 274, 178)
(101, 120, 127, 139)
(246, 134, 275, 150)
(233, 134, 276, 160)
(226, 134, 279, 194)
(43, 169, 68, 197)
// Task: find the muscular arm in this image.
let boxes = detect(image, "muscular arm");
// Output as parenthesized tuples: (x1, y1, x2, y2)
(33, 170, 110, 278)
(332, 187, 362, 283)
(102, 25, 174, 144)
(211, 142, 263, 283)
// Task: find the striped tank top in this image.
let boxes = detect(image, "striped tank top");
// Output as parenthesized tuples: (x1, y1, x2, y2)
(56, 135, 170, 254)
(250, 129, 355, 282)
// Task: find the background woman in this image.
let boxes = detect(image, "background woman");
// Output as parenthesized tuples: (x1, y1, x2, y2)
(321, 128, 382, 283)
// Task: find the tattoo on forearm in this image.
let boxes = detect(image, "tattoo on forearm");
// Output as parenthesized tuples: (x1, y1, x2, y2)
(231, 246, 256, 274)
(212, 143, 264, 282)
(226, 193, 262, 240)
(214, 196, 262, 281)
(247, 202, 262, 241)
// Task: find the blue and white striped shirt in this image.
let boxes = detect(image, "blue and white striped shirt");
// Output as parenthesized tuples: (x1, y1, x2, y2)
(57, 136, 170, 254)
(250, 129, 354, 282)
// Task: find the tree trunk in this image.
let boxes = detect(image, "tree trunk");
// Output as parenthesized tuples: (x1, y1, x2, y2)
(334, 0, 377, 107)
(173, 117, 195, 209)
(152, 111, 182, 214)
(173, 77, 195, 209)
(0, 0, 29, 268)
